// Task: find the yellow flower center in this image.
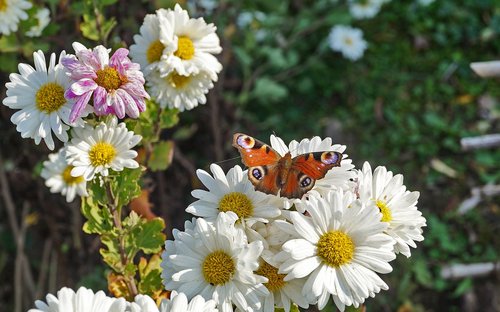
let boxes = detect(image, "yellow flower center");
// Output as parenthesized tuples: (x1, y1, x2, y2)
(166, 72, 192, 89)
(146, 40, 164, 63)
(218, 192, 254, 220)
(94, 66, 125, 91)
(174, 36, 195, 60)
(202, 250, 235, 285)
(35, 83, 66, 113)
(88, 142, 117, 167)
(62, 166, 84, 185)
(344, 37, 353, 46)
(0, 0, 7, 11)
(255, 261, 286, 292)
(317, 231, 355, 267)
(376, 200, 392, 222)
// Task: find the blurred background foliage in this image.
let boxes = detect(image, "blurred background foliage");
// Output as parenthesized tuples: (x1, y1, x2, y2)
(1, 0, 500, 311)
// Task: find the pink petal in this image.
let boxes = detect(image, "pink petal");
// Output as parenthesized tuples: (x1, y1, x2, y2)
(93, 86, 107, 110)
(110, 93, 125, 118)
(69, 91, 92, 123)
(70, 79, 97, 96)
(117, 89, 139, 118)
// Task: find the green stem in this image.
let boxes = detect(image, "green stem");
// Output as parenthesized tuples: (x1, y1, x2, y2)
(104, 180, 138, 297)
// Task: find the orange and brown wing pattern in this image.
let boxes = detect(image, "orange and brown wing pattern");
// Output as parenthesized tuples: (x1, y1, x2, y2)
(278, 151, 343, 199)
(232, 133, 281, 167)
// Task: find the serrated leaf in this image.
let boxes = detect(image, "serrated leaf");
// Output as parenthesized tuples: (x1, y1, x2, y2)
(129, 218, 166, 255)
(111, 168, 142, 208)
(138, 255, 164, 296)
(81, 196, 113, 234)
(148, 140, 174, 172)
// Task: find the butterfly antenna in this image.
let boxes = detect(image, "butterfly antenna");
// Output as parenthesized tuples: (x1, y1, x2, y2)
(213, 156, 242, 165)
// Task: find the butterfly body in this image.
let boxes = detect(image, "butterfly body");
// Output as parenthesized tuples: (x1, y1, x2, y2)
(232, 133, 343, 199)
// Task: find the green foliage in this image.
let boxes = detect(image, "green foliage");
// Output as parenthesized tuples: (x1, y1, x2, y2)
(137, 255, 164, 295)
(127, 100, 180, 143)
(112, 168, 143, 208)
(148, 140, 174, 172)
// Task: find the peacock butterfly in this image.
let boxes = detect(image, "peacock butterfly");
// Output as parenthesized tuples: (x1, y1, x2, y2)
(232, 133, 343, 199)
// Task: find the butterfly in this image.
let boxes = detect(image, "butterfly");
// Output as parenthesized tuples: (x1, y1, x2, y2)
(232, 133, 343, 199)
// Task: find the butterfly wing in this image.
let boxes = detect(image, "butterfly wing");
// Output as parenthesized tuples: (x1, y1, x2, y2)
(280, 151, 343, 199)
(232, 133, 282, 195)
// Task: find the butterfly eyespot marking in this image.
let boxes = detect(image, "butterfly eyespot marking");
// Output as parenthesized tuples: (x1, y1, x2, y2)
(237, 135, 255, 149)
(251, 167, 265, 181)
(321, 151, 340, 165)
(299, 175, 312, 188)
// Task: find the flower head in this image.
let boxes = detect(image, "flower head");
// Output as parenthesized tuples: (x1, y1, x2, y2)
(129, 13, 176, 77)
(279, 190, 395, 311)
(186, 164, 282, 226)
(28, 286, 126, 312)
(357, 162, 426, 257)
(3, 50, 89, 150)
(0, 0, 31, 35)
(41, 147, 88, 202)
(161, 212, 268, 312)
(156, 4, 222, 79)
(65, 117, 142, 181)
(62, 42, 150, 122)
(328, 25, 368, 61)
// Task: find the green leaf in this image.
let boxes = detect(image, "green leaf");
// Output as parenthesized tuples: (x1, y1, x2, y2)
(81, 14, 100, 41)
(453, 278, 472, 297)
(111, 168, 143, 208)
(159, 108, 180, 129)
(253, 77, 288, 102)
(81, 196, 113, 234)
(100, 232, 123, 271)
(138, 255, 164, 296)
(129, 217, 166, 255)
(148, 140, 174, 172)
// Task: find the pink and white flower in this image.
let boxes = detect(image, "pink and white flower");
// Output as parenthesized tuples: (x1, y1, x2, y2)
(62, 42, 150, 122)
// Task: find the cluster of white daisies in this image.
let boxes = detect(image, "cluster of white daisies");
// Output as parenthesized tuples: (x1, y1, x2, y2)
(2, 5, 223, 203)
(27, 134, 426, 312)
(160, 135, 426, 311)
(129, 4, 222, 111)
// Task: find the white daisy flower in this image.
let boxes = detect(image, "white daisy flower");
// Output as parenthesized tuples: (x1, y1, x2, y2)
(129, 13, 176, 77)
(357, 162, 426, 257)
(147, 69, 214, 111)
(348, 0, 383, 20)
(279, 190, 396, 311)
(156, 4, 222, 79)
(159, 291, 218, 312)
(0, 0, 32, 35)
(186, 164, 282, 226)
(41, 147, 88, 202)
(269, 134, 356, 209)
(2, 50, 89, 150)
(161, 212, 269, 312)
(26, 7, 50, 37)
(28, 286, 127, 312)
(65, 117, 142, 181)
(328, 25, 368, 61)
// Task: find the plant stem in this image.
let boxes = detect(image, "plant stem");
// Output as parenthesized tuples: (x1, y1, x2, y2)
(104, 180, 138, 298)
